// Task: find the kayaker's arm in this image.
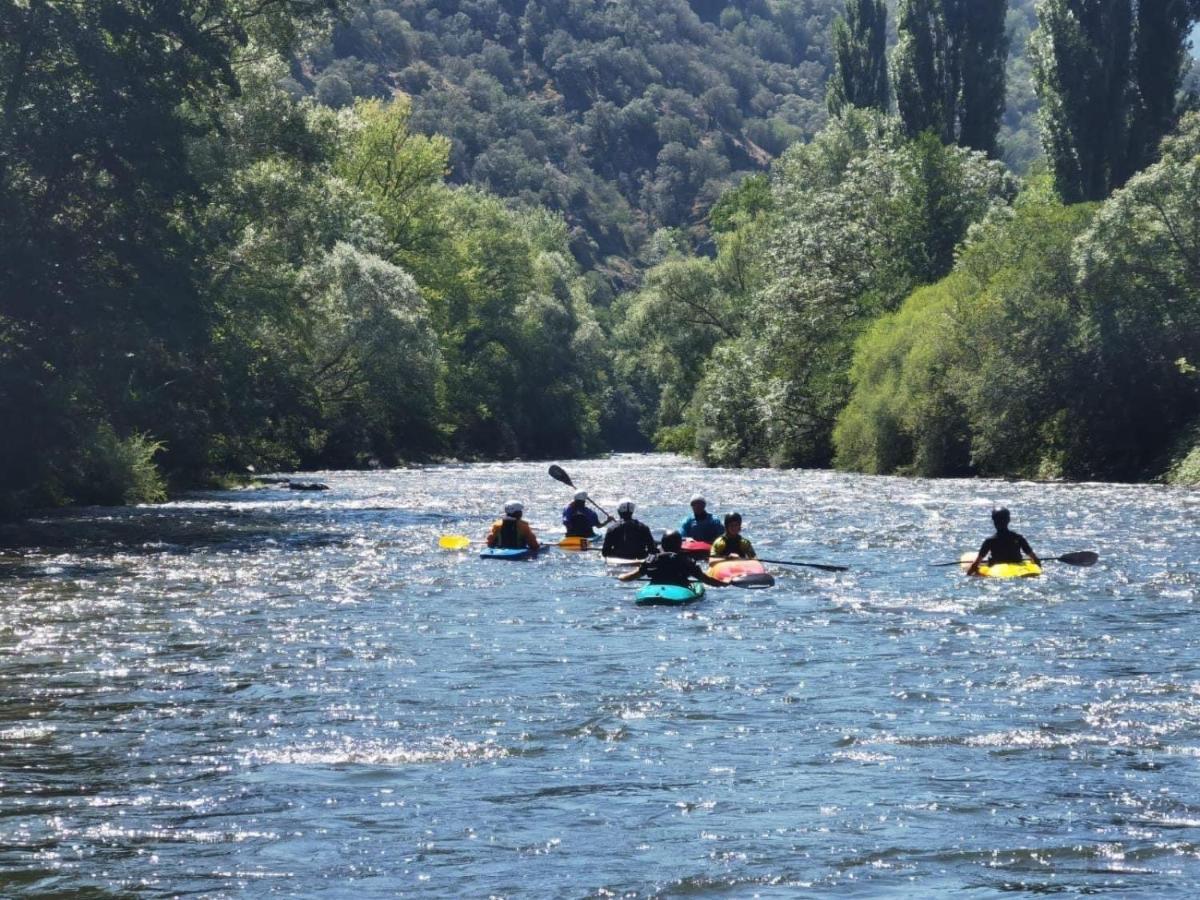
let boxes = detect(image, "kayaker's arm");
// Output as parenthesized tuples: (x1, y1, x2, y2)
(965, 542, 987, 576)
(618, 564, 646, 582)
(688, 558, 725, 588)
(1018, 535, 1040, 566)
(522, 521, 540, 552)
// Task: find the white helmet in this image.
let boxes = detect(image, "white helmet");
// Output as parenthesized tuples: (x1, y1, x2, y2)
(504, 500, 523, 515)
(690, 493, 706, 505)
(617, 498, 635, 515)
(573, 491, 588, 502)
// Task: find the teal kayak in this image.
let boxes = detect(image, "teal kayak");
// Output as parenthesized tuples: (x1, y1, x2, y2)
(635, 582, 705, 606)
(479, 547, 535, 561)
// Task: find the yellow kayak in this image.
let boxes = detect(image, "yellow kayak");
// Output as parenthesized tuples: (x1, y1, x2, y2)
(558, 535, 600, 551)
(960, 552, 1042, 578)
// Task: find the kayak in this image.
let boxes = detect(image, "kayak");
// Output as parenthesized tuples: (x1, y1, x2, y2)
(680, 538, 712, 559)
(480, 546, 535, 561)
(603, 556, 644, 568)
(636, 582, 706, 606)
(959, 552, 1041, 578)
(558, 535, 601, 551)
(707, 558, 775, 589)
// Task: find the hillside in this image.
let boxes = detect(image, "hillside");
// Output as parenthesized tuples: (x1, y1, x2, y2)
(304, 0, 844, 285)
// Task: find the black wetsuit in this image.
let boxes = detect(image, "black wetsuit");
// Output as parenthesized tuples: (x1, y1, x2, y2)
(978, 528, 1035, 565)
(602, 518, 658, 559)
(639, 551, 705, 587)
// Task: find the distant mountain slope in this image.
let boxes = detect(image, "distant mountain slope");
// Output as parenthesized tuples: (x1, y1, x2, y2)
(306, 0, 843, 284)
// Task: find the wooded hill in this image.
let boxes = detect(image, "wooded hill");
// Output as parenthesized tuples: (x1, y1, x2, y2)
(306, 1, 1058, 283)
(304, 0, 842, 284)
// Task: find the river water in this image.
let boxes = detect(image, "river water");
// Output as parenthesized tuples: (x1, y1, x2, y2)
(1, 454, 1198, 897)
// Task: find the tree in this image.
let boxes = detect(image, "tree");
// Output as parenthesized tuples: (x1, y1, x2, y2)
(892, 0, 1009, 156)
(0, 0, 342, 512)
(826, 0, 890, 116)
(1128, 0, 1196, 176)
(1073, 111, 1200, 476)
(701, 111, 1015, 468)
(1031, 0, 1196, 202)
(1031, 0, 1134, 202)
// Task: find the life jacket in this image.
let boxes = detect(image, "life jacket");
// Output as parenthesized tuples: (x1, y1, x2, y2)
(498, 516, 528, 549)
(713, 534, 753, 558)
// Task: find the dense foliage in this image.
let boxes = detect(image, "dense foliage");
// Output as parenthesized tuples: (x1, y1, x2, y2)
(837, 108, 1200, 483)
(0, 1, 619, 515)
(5, 0, 1200, 518)
(893, 0, 1009, 157)
(826, 0, 889, 116)
(305, 0, 850, 278)
(615, 4, 1200, 484)
(1032, 0, 1198, 202)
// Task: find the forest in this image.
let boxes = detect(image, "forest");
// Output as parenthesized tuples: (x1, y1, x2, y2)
(1, 0, 1198, 517)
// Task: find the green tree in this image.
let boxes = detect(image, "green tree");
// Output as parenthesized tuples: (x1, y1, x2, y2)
(1128, 0, 1197, 176)
(1031, 0, 1196, 202)
(0, 0, 341, 513)
(835, 182, 1097, 478)
(702, 110, 1015, 468)
(892, 0, 1009, 156)
(1073, 111, 1200, 476)
(826, 0, 890, 116)
(1031, 0, 1134, 202)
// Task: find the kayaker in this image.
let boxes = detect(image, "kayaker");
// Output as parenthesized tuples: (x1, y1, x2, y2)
(487, 501, 540, 552)
(965, 507, 1040, 575)
(709, 512, 756, 559)
(679, 494, 723, 543)
(619, 531, 725, 588)
(562, 491, 611, 537)
(602, 498, 658, 559)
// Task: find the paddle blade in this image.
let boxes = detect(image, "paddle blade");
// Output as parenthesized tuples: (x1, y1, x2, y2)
(439, 535, 472, 550)
(548, 464, 574, 487)
(1055, 551, 1099, 567)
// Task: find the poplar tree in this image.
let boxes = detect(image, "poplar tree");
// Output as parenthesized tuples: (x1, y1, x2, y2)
(893, 0, 952, 141)
(956, 0, 1010, 158)
(826, 0, 891, 116)
(1128, 0, 1195, 177)
(1032, 0, 1195, 203)
(892, 0, 1010, 157)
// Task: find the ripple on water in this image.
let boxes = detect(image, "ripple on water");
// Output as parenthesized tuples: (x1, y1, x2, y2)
(2, 455, 1200, 896)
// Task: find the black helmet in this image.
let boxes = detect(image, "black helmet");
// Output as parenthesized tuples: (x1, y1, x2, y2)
(661, 530, 683, 552)
(992, 507, 1011, 528)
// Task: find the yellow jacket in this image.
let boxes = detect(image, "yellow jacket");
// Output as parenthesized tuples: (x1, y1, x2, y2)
(710, 534, 755, 558)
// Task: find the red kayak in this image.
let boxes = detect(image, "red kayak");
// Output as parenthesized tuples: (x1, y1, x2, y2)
(707, 558, 776, 589)
(681, 538, 711, 559)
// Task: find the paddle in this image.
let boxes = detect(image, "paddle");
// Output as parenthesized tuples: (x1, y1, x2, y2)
(931, 550, 1098, 568)
(548, 464, 613, 522)
(755, 557, 849, 573)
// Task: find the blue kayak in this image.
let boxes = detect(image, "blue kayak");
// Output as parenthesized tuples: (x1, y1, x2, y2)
(635, 582, 706, 606)
(479, 547, 535, 561)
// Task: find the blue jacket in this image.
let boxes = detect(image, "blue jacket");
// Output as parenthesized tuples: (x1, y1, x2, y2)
(563, 503, 602, 536)
(679, 512, 723, 543)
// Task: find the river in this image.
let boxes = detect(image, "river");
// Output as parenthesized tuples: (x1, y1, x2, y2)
(1, 454, 1198, 897)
